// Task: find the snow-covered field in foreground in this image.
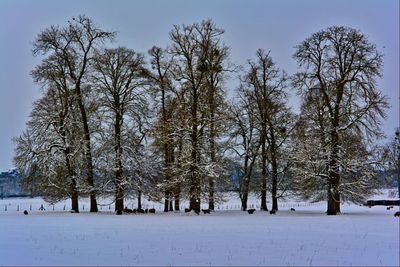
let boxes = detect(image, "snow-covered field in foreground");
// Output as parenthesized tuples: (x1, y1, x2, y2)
(0, 196, 399, 266)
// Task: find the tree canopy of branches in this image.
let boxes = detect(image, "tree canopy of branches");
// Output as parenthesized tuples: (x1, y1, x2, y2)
(292, 26, 389, 215)
(31, 15, 116, 212)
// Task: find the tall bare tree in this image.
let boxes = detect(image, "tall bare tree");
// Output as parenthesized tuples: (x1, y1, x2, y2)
(14, 84, 83, 210)
(197, 21, 231, 211)
(241, 49, 293, 211)
(293, 26, 389, 215)
(148, 46, 176, 212)
(32, 15, 115, 212)
(92, 47, 147, 214)
(228, 91, 260, 211)
(168, 20, 227, 212)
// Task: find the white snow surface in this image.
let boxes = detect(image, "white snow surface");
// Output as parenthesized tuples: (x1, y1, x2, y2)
(0, 193, 399, 266)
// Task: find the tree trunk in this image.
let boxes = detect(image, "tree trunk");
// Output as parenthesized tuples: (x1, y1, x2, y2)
(174, 193, 180, 211)
(208, 178, 215, 211)
(64, 140, 79, 213)
(208, 82, 216, 211)
(270, 130, 278, 211)
(70, 178, 79, 213)
(327, 129, 340, 215)
(241, 191, 248, 211)
(137, 190, 142, 210)
(260, 142, 268, 211)
(164, 191, 170, 212)
(75, 88, 97, 212)
(189, 87, 201, 213)
(114, 110, 124, 215)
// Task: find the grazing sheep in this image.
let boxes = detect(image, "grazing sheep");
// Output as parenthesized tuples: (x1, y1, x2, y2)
(148, 208, 156, 214)
(201, 209, 211, 214)
(184, 208, 192, 213)
(23, 210, 28, 215)
(247, 208, 256, 214)
(137, 208, 145, 214)
(290, 208, 296, 211)
(123, 207, 133, 213)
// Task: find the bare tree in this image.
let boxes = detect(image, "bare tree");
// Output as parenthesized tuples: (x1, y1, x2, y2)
(228, 89, 261, 211)
(293, 26, 389, 215)
(14, 85, 83, 209)
(196, 21, 231, 211)
(92, 47, 147, 214)
(168, 20, 227, 212)
(148, 46, 176, 212)
(32, 15, 115, 212)
(241, 49, 293, 211)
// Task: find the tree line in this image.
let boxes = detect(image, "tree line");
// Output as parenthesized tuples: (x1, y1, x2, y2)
(13, 15, 390, 216)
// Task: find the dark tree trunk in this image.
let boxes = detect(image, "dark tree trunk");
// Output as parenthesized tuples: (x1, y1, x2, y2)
(75, 88, 98, 212)
(271, 159, 278, 211)
(70, 178, 79, 213)
(164, 191, 170, 212)
(270, 128, 278, 211)
(327, 129, 340, 215)
(260, 141, 268, 211)
(174, 188, 180, 211)
(63, 134, 79, 213)
(208, 178, 215, 211)
(189, 87, 201, 213)
(114, 110, 124, 214)
(241, 191, 248, 211)
(137, 190, 142, 210)
(208, 81, 216, 211)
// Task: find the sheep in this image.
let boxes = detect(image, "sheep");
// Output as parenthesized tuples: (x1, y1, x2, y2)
(247, 208, 256, 214)
(201, 209, 211, 214)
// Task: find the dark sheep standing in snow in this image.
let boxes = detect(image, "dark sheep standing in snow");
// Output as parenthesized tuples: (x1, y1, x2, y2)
(148, 208, 156, 214)
(23, 210, 28, 215)
(394, 211, 400, 217)
(201, 209, 211, 214)
(123, 207, 134, 213)
(290, 208, 296, 211)
(247, 208, 256, 214)
(137, 208, 145, 214)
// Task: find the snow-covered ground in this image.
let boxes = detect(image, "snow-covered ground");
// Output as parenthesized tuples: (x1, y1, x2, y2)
(0, 192, 399, 266)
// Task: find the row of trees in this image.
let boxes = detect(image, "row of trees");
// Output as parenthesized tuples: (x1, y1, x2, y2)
(14, 16, 390, 215)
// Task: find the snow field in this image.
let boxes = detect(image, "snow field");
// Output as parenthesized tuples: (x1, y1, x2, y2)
(0, 195, 399, 266)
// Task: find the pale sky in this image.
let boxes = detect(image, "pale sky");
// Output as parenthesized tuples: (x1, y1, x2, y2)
(0, 0, 398, 171)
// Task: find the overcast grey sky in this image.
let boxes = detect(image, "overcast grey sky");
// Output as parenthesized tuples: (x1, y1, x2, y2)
(0, 0, 398, 171)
